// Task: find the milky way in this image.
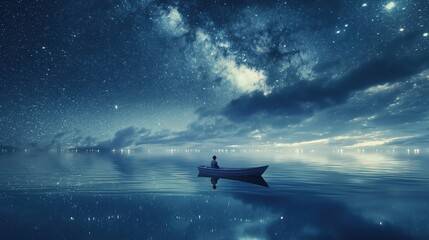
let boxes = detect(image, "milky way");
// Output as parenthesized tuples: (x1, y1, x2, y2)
(1, 0, 428, 149)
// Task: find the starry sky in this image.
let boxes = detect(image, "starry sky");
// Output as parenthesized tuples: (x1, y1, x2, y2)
(1, 0, 429, 150)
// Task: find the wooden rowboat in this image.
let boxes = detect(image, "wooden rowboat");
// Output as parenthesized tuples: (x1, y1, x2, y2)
(197, 165, 268, 177)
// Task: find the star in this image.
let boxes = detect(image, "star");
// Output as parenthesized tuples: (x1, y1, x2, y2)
(114, 105, 118, 110)
(362, 3, 368, 7)
(399, 28, 404, 32)
(424, 32, 429, 37)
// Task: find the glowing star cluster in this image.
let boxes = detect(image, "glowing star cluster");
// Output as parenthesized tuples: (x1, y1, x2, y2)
(385, 2, 396, 11)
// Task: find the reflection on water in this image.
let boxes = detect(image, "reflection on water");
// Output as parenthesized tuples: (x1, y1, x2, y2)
(0, 150, 428, 239)
(198, 174, 269, 188)
(211, 177, 218, 189)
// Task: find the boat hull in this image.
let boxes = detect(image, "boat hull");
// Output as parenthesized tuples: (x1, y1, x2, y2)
(197, 165, 268, 177)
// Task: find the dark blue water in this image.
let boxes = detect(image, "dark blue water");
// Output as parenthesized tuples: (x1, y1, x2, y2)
(1, 150, 428, 239)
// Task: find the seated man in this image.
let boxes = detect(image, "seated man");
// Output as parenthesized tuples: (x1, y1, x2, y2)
(211, 155, 219, 168)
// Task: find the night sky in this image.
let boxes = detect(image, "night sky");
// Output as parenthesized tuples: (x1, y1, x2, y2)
(1, 0, 429, 150)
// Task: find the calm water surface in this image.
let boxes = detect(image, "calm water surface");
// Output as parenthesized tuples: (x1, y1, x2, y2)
(1, 150, 428, 239)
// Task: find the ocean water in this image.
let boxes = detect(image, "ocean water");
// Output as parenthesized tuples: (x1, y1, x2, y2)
(0, 149, 428, 240)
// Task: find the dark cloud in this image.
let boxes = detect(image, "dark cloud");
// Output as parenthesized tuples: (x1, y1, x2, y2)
(17, 121, 247, 151)
(222, 35, 429, 122)
(88, 115, 255, 148)
(48, 132, 68, 150)
(98, 126, 138, 149)
(134, 117, 246, 146)
(16, 128, 99, 151)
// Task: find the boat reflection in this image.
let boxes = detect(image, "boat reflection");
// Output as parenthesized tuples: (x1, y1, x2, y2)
(198, 174, 269, 189)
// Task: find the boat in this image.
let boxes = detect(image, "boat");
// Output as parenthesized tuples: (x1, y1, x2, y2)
(197, 165, 268, 177)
